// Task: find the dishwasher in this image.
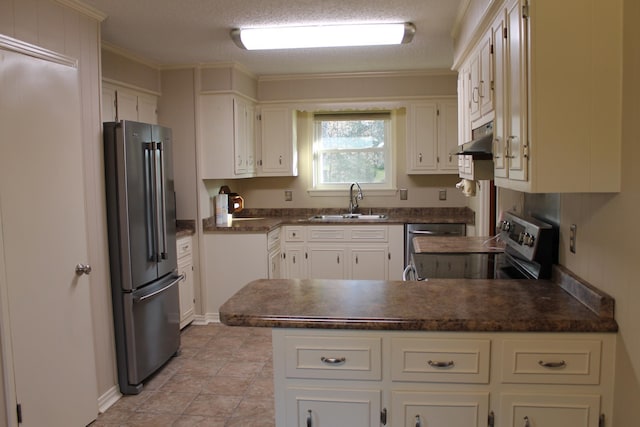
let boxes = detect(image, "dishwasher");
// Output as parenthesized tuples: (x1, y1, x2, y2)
(403, 223, 466, 280)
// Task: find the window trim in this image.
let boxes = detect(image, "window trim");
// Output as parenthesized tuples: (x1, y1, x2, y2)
(310, 110, 397, 193)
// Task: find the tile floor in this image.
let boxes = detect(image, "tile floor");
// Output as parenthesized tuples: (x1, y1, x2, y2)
(91, 324, 275, 427)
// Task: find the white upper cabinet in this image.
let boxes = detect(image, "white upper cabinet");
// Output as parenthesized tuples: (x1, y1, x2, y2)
(257, 105, 298, 176)
(101, 82, 158, 124)
(198, 94, 256, 179)
(469, 30, 494, 127)
(459, 0, 623, 193)
(406, 99, 459, 174)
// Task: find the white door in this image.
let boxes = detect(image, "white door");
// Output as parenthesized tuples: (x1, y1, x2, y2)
(0, 49, 98, 426)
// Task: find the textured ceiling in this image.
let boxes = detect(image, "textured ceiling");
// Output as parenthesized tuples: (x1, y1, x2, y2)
(83, 0, 464, 75)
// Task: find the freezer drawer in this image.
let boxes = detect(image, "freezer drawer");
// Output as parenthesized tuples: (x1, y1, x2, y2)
(120, 274, 181, 392)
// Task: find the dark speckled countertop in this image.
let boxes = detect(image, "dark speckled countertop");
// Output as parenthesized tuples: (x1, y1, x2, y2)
(219, 265, 617, 333)
(203, 207, 475, 233)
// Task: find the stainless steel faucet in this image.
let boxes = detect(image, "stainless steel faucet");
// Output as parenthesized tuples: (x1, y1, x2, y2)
(349, 182, 364, 214)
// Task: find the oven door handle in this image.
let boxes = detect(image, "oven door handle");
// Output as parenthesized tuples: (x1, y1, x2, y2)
(409, 230, 461, 235)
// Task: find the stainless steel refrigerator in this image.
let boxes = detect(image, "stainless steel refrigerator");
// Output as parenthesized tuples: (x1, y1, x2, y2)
(104, 120, 180, 395)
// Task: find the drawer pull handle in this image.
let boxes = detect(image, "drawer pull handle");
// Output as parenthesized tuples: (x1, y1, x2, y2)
(307, 409, 312, 427)
(321, 356, 346, 365)
(538, 360, 566, 368)
(523, 415, 530, 427)
(427, 360, 455, 368)
(415, 414, 422, 427)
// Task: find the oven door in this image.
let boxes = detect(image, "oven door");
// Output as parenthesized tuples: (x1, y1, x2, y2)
(408, 253, 499, 280)
(494, 252, 537, 279)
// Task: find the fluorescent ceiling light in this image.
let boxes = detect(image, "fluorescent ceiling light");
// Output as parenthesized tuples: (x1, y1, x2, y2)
(231, 22, 415, 50)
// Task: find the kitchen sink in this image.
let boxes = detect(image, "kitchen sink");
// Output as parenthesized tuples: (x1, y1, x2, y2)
(308, 213, 388, 221)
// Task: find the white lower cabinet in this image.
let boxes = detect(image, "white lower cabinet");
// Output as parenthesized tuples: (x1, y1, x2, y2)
(176, 235, 195, 329)
(499, 393, 601, 427)
(281, 225, 403, 280)
(286, 387, 382, 427)
(272, 330, 615, 427)
(392, 391, 490, 427)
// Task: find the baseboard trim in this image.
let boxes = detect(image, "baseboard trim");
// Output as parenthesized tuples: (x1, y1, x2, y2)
(97, 385, 121, 414)
(193, 313, 220, 325)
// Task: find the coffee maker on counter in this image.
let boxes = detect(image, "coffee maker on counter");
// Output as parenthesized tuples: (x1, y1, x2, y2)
(219, 185, 244, 214)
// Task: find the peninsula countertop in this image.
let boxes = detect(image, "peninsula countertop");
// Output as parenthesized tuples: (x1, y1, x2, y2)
(219, 273, 618, 333)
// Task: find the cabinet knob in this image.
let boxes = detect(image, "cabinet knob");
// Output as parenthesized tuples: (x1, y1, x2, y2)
(75, 264, 92, 276)
(307, 409, 313, 427)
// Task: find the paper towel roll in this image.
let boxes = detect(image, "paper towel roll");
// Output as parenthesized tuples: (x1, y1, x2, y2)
(456, 179, 477, 197)
(215, 194, 230, 226)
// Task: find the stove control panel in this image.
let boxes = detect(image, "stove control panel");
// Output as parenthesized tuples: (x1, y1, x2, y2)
(499, 212, 555, 261)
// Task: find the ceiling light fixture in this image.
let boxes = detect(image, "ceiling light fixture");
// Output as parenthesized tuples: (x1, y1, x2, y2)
(230, 22, 416, 50)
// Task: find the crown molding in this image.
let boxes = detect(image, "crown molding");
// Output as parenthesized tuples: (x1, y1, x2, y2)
(257, 69, 457, 83)
(101, 41, 162, 69)
(54, 0, 106, 22)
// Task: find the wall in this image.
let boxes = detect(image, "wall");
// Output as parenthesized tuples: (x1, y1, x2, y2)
(0, 0, 114, 419)
(558, 1, 639, 422)
(201, 71, 469, 214)
(101, 44, 161, 94)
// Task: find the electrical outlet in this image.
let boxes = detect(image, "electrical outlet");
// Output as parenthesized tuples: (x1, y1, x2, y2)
(439, 189, 447, 201)
(284, 190, 293, 202)
(570, 224, 577, 253)
(400, 188, 408, 200)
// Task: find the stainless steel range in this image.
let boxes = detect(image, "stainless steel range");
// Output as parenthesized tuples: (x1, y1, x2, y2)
(496, 211, 558, 279)
(407, 212, 558, 281)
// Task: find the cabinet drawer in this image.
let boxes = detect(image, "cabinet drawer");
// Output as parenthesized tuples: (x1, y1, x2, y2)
(391, 338, 490, 383)
(176, 236, 192, 259)
(350, 226, 387, 242)
(285, 226, 305, 242)
(284, 335, 382, 380)
(307, 227, 347, 241)
(501, 339, 602, 385)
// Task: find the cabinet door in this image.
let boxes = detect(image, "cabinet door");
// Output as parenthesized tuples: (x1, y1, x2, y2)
(116, 89, 139, 122)
(392, 391, 489, 427)
(479, 34, 494, 117)
(352, 246, 388, 280)
(505, 0, 528, 182)
(469, 53, 481, 123)
(437, 254, 468, 278)
(269, 247, 282, 279)
(137, 93, 158, 124)
(407, 102, 438, 173)
(233, 97, 250, 175)
(284, 244, 307, 279)
(500, 393, 601, 427)
(307, 246, 347, 279)
(287, 388, 381, 427)
(259, 106, 297, 176)
(492, 12, 508, 178)
(437, 100, 459, 172)
(102, 85, 117, 122)
(177, 257, 195, 329)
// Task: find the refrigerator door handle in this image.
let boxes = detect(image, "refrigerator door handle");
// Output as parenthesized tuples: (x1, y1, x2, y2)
(134, 275, 183, 303)
(144, 143, 159, 262)
(157, 141, 168, 260)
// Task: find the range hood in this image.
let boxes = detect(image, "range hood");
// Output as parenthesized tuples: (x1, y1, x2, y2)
(450, 133, 493, 159)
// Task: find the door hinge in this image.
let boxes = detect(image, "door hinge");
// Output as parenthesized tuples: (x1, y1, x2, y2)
(437, 108, 440, 116)
(503, 27, 508, 39)
(380, 408, 388, 425)
(522, 1, 530, 19)
(488, 411, 495, 427)
(388, 253, 391, 260)
(599, 414, 605, 427)
(16, 403, 22, 424)
(490, 43, 494, 54)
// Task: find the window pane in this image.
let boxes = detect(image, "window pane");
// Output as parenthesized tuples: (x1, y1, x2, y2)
(320, 150, 385, 183)
(314, 114, 390, 186)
